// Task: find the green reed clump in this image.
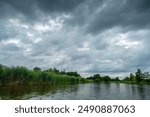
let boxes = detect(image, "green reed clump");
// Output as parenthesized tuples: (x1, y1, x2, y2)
(0, 64, 86, 86)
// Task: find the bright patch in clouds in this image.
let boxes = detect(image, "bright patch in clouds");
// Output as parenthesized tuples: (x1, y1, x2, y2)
(27, 32, 34, 37)
(8, 19, 29, 29)
(1, 39, 21, 47)
(116, 39, 141, 49)
(115, 34, 141, 49)
(34, 24, 50, 32)
(96, 60, 112, 63)
(34, 19, 63, 32)
(77, 42, 90, 51)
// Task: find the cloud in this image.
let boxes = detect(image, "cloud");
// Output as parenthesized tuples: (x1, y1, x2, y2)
(0, 0, 85, 21)
(65, 0, 150, 34)
(0, 0, 150, 76)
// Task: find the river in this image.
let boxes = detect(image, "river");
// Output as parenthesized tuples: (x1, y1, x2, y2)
(0, 83, 150, 100)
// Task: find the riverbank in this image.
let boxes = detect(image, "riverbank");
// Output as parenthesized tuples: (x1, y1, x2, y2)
(1, 64, 150, 86)
(0, 65, 87, 86)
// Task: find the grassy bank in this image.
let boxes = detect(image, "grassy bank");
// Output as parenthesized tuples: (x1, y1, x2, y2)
(0, 65, 87, 86)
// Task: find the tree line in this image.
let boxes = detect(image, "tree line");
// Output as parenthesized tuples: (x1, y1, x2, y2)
(86, 74, 120, 82)
(122, 69, 150, 83)
(86, 69, 150, 83)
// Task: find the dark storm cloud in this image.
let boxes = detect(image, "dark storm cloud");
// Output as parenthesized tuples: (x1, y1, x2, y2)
(0, 0, 35, 19)
(36, 0, 85, 13)
(129, 0, 150, 11)
(85, 0, 150, 33)
(0, 0, 85, 20)
(63, 0, 150, 34)
(1, 0, 150, 32)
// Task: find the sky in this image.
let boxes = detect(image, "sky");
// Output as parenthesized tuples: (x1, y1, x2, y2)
(0, 0, 150, 77)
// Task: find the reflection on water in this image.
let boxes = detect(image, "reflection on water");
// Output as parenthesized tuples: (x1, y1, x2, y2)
(0, 83, 150, 100)
(0, 84, 68, 99)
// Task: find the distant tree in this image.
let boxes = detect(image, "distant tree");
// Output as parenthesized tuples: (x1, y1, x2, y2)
(114, 77, 120, 81)
(142, 72, 150, 79)
(60, 69, 66, 75)
(92, 74, 102, 82)
(130, 73, 136, 82)
(53, 68, 59, 73)
(135, 69, 143, 82)
(0, 64, 4, 82)
(67, 71, 80, 77)
(93, 74, 101, 79)
(124, 77, 130, 81)
(103, 76, 111, 82)
(73, 71, 80, 77)
(66, 72, 72, 76)
(47, 68, 53, 72)
(86, 76, 93, 80)
(33, 67, 41, 72)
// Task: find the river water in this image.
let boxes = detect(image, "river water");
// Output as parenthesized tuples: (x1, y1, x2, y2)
(0, 83, 150, 100)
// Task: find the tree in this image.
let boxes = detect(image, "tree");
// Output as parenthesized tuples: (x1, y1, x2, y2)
(114, 77, 120, 81)
(130, 73, 136, 82)
(93, 74, 100, 79)
(53, 68, 59, 73)
(67, 71, 80, 77)
(60, 69, 66, 75)
(92, 74, 101, 82)
(0, 64, 4, 83)
(123, 77, 130, 81)
(103, 76, 111, 82)
(135, 69, 143, 82)
(33, 67, 41, 72)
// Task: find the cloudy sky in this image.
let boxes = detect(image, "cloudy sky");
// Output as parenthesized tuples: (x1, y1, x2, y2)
(0, 0, 150, 77)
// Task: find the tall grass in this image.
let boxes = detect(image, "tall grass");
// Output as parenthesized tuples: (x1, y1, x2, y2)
(0, 64, 86, 86)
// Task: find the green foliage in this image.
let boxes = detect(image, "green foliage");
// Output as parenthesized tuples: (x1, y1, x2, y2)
(1, 64, 149, 85)
(66, 71, 80, 77)
(122, 69, 150, 83)
(93, 74, 101, 79)
(135, 69, 143, 82)
(102, 76, 111, 82)
(33, 67, 41, 71)
(86, 74, 115, 82)
(130, 73, 136, 82)
(123, 77, 130, 81)
(0, 64, 86, 86)
(87, 69, 150, 84)
(114, 77, 120, 81)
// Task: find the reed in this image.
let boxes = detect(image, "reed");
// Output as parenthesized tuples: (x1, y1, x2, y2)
(0, 64, 87, 86)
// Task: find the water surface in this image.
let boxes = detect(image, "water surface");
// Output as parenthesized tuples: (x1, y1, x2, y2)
(0, 83, 150, 100)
